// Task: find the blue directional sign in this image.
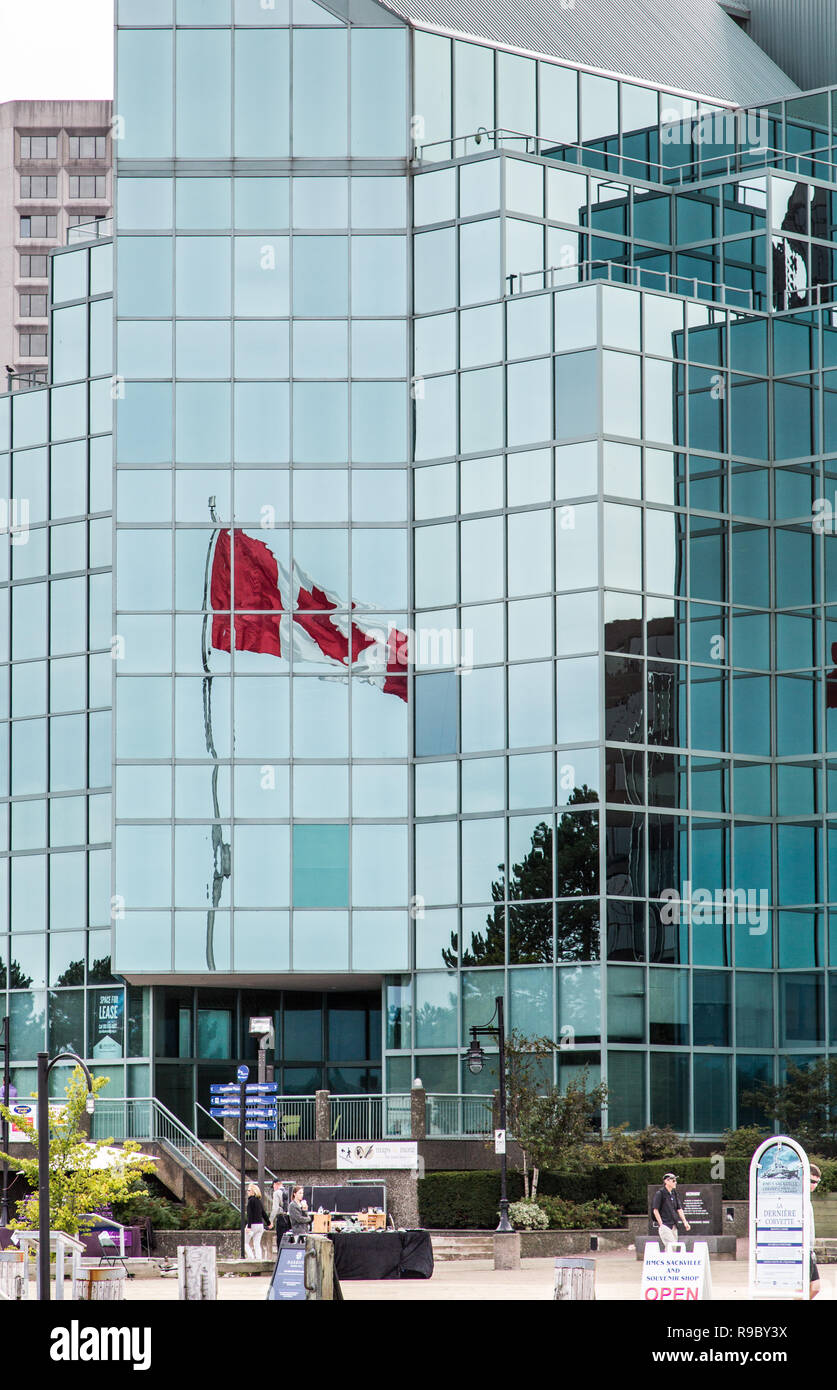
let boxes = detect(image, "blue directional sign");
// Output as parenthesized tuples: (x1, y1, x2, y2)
(237, 1064, 249, 1083)
(210, 1082, 278, 1094)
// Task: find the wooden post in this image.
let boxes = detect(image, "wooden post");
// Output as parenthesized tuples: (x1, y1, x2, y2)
(303, 1234, 335, 1301)
(73, 1269, 126, 1301)
(178, 1244, 218, 1301)
(553, 1257, 596, 1300)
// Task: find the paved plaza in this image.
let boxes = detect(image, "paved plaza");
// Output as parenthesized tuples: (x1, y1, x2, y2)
(110, 1247, 837, 1302)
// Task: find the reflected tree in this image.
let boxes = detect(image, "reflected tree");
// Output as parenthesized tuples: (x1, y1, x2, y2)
(444, 787, 599, 966)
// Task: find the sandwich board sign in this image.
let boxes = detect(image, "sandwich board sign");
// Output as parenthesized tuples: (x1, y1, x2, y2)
(641, 1242, 712, 1301)
(748, 1135, 810, 1299)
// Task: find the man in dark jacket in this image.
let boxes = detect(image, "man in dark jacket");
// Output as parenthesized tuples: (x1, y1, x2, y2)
(651, 1173, 691, 1246)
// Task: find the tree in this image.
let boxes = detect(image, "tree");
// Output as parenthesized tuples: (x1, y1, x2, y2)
(742, 1060, 837, 1151)
(515, 1069, 608, 1197)
(504, 1030, 556, 1200)
(443, 787, 599, 968)
(0, 1067, 156, 1236)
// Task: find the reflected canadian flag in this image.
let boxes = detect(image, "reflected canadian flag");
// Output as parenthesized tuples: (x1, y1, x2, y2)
(209, 527, 408, 702)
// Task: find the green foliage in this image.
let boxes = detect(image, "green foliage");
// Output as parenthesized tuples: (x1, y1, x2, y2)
(418, 1159, 750, 1228)
(442, 791, 599, 967)
(192, 1198, 240, 1230)
(581, 1123, 642, 1168)
(721, 1125, 771, 1159)
(538, 1194, 623, 1230)
(515, 1068, 608, 1176)
(111, 1188, 184, 1230)
(112, 1184, 240, 1231)
(634, 1126, 692, 1161)
(0, 1069, 156, 1237)
(742, 1060, 837, 1150)
(419, 1172, 524, 1229)
(508, 1199, 549, 1231)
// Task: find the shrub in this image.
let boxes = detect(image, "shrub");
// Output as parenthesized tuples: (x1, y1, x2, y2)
(508, 1200, 548, 1231)
(635, 1126, 692, 1161)
(419, 1172, 522, 1229)
(538, 1195, 623, 1230)
(111, 1190, 184, 1230)
(193, 1198, 240, 1231)
(721, 1126, 770, 1159)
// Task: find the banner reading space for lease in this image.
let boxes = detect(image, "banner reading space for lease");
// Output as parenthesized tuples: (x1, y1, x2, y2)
(336, 1141, 418, 1170)
(641, 1243, 712, 1301)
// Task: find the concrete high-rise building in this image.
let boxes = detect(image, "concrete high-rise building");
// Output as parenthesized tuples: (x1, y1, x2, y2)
(0, 100, 112, 390)
(10, 0, 837, 1179)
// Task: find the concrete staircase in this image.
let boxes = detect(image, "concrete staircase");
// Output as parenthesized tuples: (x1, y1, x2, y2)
(431, 1233, 495, 1261)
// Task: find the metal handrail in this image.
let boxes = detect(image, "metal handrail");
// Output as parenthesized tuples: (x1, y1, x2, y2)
(414, 128, 837, 187)
(509, 257, 760, 311)
(193, 1100, 279, 1186)
(93, 1097, 243, 1209)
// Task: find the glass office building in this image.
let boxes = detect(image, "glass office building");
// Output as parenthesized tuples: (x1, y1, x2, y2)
(7, 0, 837, 1137)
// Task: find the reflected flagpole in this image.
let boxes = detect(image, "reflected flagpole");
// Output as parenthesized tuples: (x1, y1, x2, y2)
(201, 496, 231, 971)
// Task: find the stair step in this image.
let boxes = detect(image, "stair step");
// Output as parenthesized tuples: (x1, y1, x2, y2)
(431, 1236, 495, 1261)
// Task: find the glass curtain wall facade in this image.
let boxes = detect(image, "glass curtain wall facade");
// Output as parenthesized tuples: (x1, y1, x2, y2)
(9, 0, 837, 1135)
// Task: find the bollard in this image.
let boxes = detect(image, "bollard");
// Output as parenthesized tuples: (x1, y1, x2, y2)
(303, 1234, 335, 1300)
(74, 1268, 126, 1301)
(178, 1245, 218, 1301)
(553, 1257, 596, 1300)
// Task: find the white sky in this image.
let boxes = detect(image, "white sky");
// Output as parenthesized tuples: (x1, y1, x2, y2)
(0, 0, 114, 103)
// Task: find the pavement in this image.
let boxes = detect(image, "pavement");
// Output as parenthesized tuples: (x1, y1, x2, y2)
(108, 1244, 837, 1301)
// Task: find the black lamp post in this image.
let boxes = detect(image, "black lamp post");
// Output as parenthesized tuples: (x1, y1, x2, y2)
(468, 996, 513, 1234)
(37, 1051, 95, 1302)
(1, 1016, 10, 1226)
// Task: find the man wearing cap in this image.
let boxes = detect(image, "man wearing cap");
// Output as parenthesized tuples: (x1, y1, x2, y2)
(652, 1173, 691, 1247)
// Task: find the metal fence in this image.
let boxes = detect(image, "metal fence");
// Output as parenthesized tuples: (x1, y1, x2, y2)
(247, 1096, 316, 1144)
(427, 1094, 494, 1139)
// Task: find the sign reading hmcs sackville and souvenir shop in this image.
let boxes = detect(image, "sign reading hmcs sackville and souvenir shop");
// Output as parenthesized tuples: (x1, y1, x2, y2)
(749, 1135, 810, 1298)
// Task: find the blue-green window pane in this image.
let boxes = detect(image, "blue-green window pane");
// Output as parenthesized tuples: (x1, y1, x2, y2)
(693, 1054, 731, 1133)
(235, 30, 290, 156)
(176, 30, 231, 157)
(233, 826, 290, 907)
(293, 31, 347, 157)
(351, 30, 407, 157)
(234, 383, 290, 462)
(176, 321, 231, 378)
(117, 384, 172, 463)
(351, 236, 406, 315)
(234, 321, 289, 378)
(52, 305, 88, 385)
(90, 300, 113, 378)
(293, 825, 349, 907)
(556, 351, 599, 440)
(118, 177, 173, 231)
(292, 913, 349, 972)
(116, 237, 172, 317)
(293, 237, 347, 315)
(293, 383, 347, 462)
(175, 384, 230, 462)
(175, 178, 231, 230)
(351, 383, 406, 462)
(459, 219, 502, 305)
(117, 30, 173, 158)
(175, 238, 231, 316)
(416, 672, 457, 756)
(606, 1050, 645, 1128)
(779, 973, 824, 1047)
(51, 385, 87, 443)
(235, 179, 290, 231)
(234, 238, 289, 315)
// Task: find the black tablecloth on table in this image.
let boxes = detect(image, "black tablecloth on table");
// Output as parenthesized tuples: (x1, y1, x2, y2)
(328, 1230, 434, 1280)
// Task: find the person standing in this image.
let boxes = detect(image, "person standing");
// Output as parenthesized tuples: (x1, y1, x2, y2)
(270, 1180, 290, 1240)
(807, 1164, 822, 1299)
(288, 1184, 312, 1238)
(651, 1172, 692, 1247)
(244, 1182, 269, 1260)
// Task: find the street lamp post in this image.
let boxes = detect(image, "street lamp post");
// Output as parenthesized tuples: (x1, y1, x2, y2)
(37, 1051, 95, 1302)
(467, 996, 513, 1234)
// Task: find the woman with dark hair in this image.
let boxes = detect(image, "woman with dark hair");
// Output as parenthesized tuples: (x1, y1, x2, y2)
(288, 1184, 312, 1237)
